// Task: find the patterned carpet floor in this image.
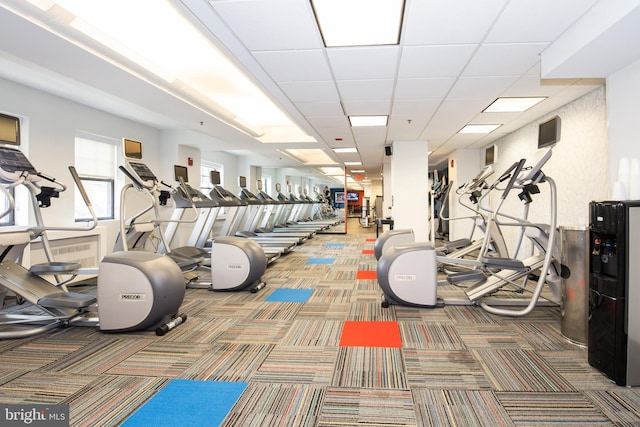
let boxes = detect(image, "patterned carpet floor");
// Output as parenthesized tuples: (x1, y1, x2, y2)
(1, 225, 639, 426)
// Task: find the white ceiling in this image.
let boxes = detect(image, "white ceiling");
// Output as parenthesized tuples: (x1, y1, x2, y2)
(1, 0, 638, 184)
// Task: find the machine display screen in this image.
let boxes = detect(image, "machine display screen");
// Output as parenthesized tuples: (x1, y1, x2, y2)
(123, 138, 143, 160)
(174, 165, 188, 183)
(0, 113, 20, 146)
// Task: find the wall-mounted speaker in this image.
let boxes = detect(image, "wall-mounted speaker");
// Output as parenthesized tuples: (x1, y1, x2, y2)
(384, 145, 392, 156)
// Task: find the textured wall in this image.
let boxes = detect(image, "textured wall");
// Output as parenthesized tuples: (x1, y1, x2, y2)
(489, 87, 608, 254)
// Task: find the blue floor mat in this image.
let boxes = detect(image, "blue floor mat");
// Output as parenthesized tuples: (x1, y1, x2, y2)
(306, 258, 335, 264)
(122, 380, 248, 427)
(265, 288, 314, 303)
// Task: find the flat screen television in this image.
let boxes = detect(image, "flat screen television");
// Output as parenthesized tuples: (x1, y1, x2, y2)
(334, 191, 345, 204)
(210, 170, 221, 185)
(0, 113, 20, 146)
(123, 138, 143, 160)
(239, 176, 247, 188)
(346, 192, 359, 201)
(538, 116, 561, 148)
(174, 165, 188, 183)
(485, 144, 496, 166)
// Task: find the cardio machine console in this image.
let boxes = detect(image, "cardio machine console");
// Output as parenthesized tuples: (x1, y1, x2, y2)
(127, 161, 158, 187)
(0, 145, 38, 183)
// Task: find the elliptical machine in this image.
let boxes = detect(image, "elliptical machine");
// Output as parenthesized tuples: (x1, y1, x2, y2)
(118, 139, 266, 293)
(377, 149, 561, 316)
(0, 141, 186, 337)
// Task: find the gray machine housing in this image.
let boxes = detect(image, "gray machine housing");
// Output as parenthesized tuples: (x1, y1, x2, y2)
(374, 229, 415, 260)
(211, 236, 267, 291)
(377, 242, 443, 308)
(98, 251, 185, 332)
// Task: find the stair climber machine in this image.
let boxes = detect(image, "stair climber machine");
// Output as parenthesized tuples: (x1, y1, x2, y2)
(377, 148, 563, 316)
(0, 141, 186, 338)
(119, 141, 266, 293)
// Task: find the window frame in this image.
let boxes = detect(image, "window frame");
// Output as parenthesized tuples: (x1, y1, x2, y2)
(74, 176, 115, 221)
(74, 133, 118, 222)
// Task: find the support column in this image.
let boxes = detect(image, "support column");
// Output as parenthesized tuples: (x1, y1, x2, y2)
(390, 140, 430, 241)
(447, 149, 482, 241)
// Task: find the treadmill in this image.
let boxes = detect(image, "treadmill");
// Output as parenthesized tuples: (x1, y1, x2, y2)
(207, 172, 283, 262)
(238, 179, 311, 242)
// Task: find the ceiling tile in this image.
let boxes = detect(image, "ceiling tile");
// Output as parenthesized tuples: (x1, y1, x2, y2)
(352, 127, 387, 145)
(402, 0, 509, 45)
(327, 46, 400, 80)
(210, 0, 322, 51)
(306, 116, 350, 129)
(337, 79, 394, 101)
(388, 115, 430, 141)
(398, 45, 478, 78)
(342, 100, 392, 116)
(448, 76, 519, 99)
(501, 75, 569, 97)
(253, 50, 332, 82)
(295, 101, 344, 117)
(395, 77, 456, 99)
(485, 0, 600, 43)
(315, 127, 354, 145)
(392, 99, 441, 116)
(278, 81, 339, 102)
(463, 43, 550, 76)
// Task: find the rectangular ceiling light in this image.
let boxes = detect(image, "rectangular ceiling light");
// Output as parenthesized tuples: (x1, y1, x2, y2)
(20, 0, 313, 143)
(349, 115, 388, 127)
(344, 161, 362, 166)
(278, 148, 338, 165)
(458, 124, 502, 134)
(311, 0, 405, 47)
(483, 97, 546, 113)
(332, 147, 358, 153)
(319, 167, 346, 176)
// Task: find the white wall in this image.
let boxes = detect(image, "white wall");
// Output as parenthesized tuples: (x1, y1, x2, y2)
(483, 86, 608, 255)
(1, 77, 163, 252)
(606, 57, 640, 194)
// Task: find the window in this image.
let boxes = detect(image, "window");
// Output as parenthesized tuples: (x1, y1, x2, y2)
(74, 134, 117, 221)
(262, 174, 272, 196)
(0, 188, 14, 226)
(200, 161, 223, 195)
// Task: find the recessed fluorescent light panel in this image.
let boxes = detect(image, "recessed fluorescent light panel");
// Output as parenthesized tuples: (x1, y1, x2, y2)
(311, 0, 405, 47)
(349, 115, 388, 127)
(332, 147, 358, 153)
(483, 97, 546, 113)
(17, 0, 313, 143)
(344, 161, 362, 166)
(458, 124, 502, 134)
(319, 167, 346, 176)
(278, 149, 338, 165)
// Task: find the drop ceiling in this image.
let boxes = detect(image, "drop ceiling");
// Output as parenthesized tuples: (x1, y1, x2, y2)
(1, 0, 635, 185)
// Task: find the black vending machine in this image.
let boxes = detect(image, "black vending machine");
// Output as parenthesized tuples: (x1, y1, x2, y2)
(589, 201, 640, 386)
